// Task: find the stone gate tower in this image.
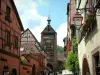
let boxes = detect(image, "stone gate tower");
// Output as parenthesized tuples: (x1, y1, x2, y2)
(41, 16, 57, 71)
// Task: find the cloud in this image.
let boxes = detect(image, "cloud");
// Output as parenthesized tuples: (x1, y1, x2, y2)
(14, 0, 47, 29)
(34, 0, 49, 5)
(56, 22, 67, 47)
(14, 0, 48, 41)
(14, 0, 67, 47)
(31, 22, 67, 47)
(31, 17, 48, 42)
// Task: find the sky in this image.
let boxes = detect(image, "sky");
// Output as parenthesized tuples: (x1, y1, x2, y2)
(14, 0, 69, 47)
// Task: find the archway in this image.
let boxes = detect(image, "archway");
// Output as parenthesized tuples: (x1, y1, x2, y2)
(47, 63, 53, 71)
(11, 68, 17, 75)
(32, 64, 36, 75)
(82, 58, 90, 75)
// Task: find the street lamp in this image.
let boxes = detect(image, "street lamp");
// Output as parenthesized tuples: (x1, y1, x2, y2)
(73, 12, 83, 30)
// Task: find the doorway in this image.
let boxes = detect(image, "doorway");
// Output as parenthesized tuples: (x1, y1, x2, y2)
(93, 51, 100, 75)
(32, 64, 36, 75)
(11, 68, 17, 75)
(82, 58, 90, 75)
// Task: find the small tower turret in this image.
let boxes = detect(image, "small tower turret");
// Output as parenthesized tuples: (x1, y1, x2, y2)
(47, 15, 51, 25)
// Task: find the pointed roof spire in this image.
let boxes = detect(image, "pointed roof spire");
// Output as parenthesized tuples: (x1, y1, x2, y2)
(47, 15, 51, 25)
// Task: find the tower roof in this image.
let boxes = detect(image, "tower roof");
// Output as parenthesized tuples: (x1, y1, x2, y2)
(47, 15, 51, 25)
(41, 16, 56, 34)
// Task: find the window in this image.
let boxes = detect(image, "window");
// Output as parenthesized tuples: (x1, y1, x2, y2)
(92, 0, 97, 6)
(34, 56, 38, 60)
(5, 6, 12, 23)
(6, 6, 10, 17)
(49, 55, 54, 62)
(93, 52, 100, 75)
(0, 0, 1, 15)
(5, 30, 10, 46)
(27, 59, 30, 63)
(46, 40, 51, 43)
(45, 39, 53, 49)
(14, 36, 18, 49)
(32, 65, 36, 75)
(91, 0, 100, 7)
(0, 0, 1, 9)
(46, 44, 51, 48)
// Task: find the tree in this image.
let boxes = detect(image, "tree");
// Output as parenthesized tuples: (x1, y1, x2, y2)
(56, 45, 64, 54)
(64, 36, 79, 75)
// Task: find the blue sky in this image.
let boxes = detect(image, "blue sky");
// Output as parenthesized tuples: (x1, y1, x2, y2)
(14, 0, 69, 46)
(37, 0, 68, 29)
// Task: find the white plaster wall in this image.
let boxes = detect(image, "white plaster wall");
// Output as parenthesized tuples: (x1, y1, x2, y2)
(77, 0, 100, 75)
(85, 13, 100, 75)
(76, 0, 87, 9)
(78, 38, 86, 75)
(78, 11, 100, 75)
(70, 0, 100, 75)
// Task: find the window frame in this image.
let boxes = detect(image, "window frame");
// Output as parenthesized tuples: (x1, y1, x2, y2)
(0, 0, 1, 9)
(14, 36, 18, 49)
(92, 0, 100, 7)
(6, 6, 10, 17)
(5, 30, 10, 46)
(5, 6, 12, 23)
(49, 55, 54, 62)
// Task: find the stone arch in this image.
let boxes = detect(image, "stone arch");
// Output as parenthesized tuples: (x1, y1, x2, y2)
(47, 63, 53, 71)
(11, 68, 17, 75)
(82, 55, 90, 75)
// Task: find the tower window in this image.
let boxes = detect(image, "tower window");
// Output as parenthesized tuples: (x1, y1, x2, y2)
(48, 25, 50, 31)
